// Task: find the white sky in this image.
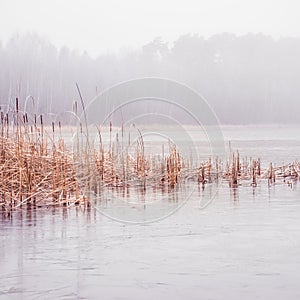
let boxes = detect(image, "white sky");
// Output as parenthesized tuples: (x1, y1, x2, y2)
(0, 0, 299, 57)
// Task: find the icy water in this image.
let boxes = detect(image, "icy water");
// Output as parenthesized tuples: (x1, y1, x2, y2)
(1, 125, 300, 300)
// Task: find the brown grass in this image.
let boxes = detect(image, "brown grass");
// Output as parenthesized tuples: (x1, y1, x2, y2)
(0, 99, 299, 212)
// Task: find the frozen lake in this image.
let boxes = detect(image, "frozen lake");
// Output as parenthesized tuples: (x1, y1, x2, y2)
(1, 125, 300, 299)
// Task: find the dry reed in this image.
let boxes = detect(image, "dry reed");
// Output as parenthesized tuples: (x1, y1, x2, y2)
(1, 99, 299, 213)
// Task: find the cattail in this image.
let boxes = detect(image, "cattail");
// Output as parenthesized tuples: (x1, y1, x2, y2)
(252, 160, 257, 187)
(16, 98, 19, 114)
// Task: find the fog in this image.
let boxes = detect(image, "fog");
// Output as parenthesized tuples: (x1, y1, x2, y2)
(0, 33, 300, 124)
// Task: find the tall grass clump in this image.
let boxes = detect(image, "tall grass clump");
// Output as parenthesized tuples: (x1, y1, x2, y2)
(0, 98, 299, 213)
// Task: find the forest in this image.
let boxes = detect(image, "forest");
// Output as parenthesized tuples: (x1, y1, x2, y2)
(0, 32, 299, 124)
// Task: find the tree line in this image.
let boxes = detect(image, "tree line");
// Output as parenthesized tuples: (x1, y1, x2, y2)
(0, 33, 299, 124)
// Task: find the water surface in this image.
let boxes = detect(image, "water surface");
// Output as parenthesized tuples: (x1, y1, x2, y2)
(1, 125, 300, 299)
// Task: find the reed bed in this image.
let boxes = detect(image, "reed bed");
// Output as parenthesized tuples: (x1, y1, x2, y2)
(0, 99, 85, 212)
(1, 99, 299, 213)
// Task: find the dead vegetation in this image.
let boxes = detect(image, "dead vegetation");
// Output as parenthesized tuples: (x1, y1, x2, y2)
(0, 98, 299, 213)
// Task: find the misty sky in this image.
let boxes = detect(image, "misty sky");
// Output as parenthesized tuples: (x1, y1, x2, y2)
(0, 0, 300, 57)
